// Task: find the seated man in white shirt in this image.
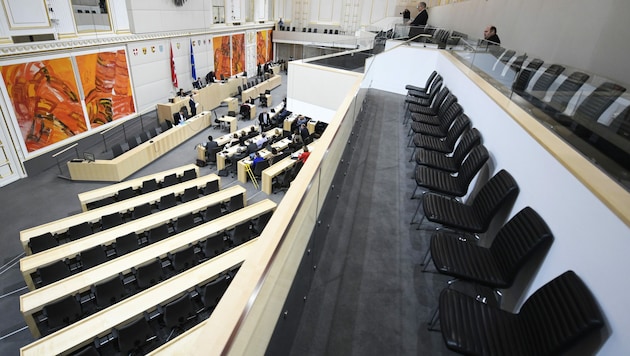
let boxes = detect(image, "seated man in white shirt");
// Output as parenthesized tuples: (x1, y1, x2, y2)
(256, 133, 268, 149)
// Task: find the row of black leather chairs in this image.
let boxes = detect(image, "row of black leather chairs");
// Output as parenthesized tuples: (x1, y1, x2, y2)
(111, 121, 173, 159)
(86, 168, 197, 210)
(277, 26, 340, 35)
(404, 71, 605, 355)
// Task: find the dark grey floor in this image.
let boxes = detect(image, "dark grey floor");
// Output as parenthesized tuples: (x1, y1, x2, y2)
(289, 90, 454, 355)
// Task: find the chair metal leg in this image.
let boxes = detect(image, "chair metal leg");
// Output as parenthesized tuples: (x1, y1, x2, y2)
(409, 199, 424, 225)
(421, 248, 432, 269)
(409, 147, 417, 162)
(427, 307, 440, 331)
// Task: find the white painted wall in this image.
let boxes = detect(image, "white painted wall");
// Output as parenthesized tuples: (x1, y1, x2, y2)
(366, 44, 630, 355)
(287, 59, 363, 123)
(125, 0, 214, 33)
(428, 0, 630, 87)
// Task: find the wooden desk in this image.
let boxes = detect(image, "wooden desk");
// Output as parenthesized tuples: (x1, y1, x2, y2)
(261, 142, 316, 194)
(218, 115, 237, 133)
(222, 97, 238, 112)
(68, 112, 211, 182)
(283, 113, 300, 131)
(20, 199, 275, 340)
(242, 75, 282, 104)
(20, 187, 246, 291)
(213, 125, 256, 147)
(236, 136, 291, 183)
(156, 96, 190, 124)
(21, 239, 258, 354)
(77, 164, 199, 212)
(21, 174, 220, 254)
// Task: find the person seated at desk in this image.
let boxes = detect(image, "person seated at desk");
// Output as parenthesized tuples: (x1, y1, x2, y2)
(247, 126, 258, 139)
(205, 135, 219, 150)
(205, 71, 215, 83)
(177, 88, 185, 97)
(288, 129, 304, 152)
(251, 152, 265, 168)
(172, 107, 188, 125)
(298, 145, 311, 163)
(193, 77, 203, 89)
(240, 103, 251, 119)
(227, 133, 241, 148)
(256, 133, 268, 149)
(299, 123, 310, 142)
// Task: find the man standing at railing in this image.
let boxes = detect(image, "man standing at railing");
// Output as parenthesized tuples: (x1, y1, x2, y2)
(409, 2, 428, 40)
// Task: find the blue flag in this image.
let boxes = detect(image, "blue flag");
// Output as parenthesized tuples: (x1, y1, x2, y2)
(190, 40, 196, 80)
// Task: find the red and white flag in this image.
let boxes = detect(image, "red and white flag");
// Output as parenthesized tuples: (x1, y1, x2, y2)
(170, 43, 178, 88)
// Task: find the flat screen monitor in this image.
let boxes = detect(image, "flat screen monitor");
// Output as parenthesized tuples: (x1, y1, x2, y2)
(83, 152, 95, 162)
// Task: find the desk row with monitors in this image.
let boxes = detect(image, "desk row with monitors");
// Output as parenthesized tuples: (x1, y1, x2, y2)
(67, 112, 212, 182)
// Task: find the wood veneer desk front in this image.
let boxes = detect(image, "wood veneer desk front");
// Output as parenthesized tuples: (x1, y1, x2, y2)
(68, 112, 212, 182)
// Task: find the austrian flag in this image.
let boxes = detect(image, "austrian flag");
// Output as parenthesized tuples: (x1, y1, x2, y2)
(170, 43, 178, 88)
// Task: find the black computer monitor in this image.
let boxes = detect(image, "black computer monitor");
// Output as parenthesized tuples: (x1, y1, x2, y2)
(83, 152, 95, 162)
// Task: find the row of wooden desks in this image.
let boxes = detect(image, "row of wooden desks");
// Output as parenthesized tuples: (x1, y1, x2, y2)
(261, 141, 318, 194)
(20, 187, 246, 291)
(68, 112, 212, 182)
(241, 75, 282, 103)
(236, 137, 292, 183)
(216, 128, 282, 171)
(76, 164, 199, 212)
(20, 198, 275, 343)
(21, 174, 220, 254)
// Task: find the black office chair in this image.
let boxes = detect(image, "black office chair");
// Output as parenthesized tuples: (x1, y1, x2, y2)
(100, 212, 123, 230)
(413, 128, 481, 170)
(67, 221, 93, 241)
(116, 187, 137, 201)
(540, 71, 590, 115)
(160, 293, 196, 338)
(200, 235, 227, 259)
(174, 213, 196, 233)
(226, 221, 253, 246)
(201, 180, 220, 196)
(91, 275, 127, 309)
(180, 168, 197, 182)
(251, 211, 273, 235)
(512, 58, 544, 93)
(252, 159, 271, 179)
(409, 93, 457, 126)
(127, 137, 139, 150)
(141, 179, 159, 193)
(410, 114, 470, 154)
(161, 173, 178, 188)
(206, 146, 223, 167)
(180, 187, 199, 203)
(158, 193, 177, 210)
(139, 132, 150, 143)
(168, 245, 198, 272)
(408, 103, 463, 143)
(198, 274, 231, 310)
(133, 259, 165, 289)
(147, 224, 170, 244)
(112, 315, 156, 354)
(42, 295, 83, 332)
(131, 203, 152, 219)
(520, 64, 565, 103)
(29, 232, 58, 254)
(80, 245, 108, 270)
(87, 196, 115, 210)
(406, 86, 450, 119)
(438, 271, 604, 356)
(405, 77, 443, 112)
(406, 70, 439, 95)
(160, 120, 171, 133)
(556, 81, 626, 128)
(202, 203, 223, 222)
(37, 260, 71, 287)
(420, 169, 519, 235)
(115, 232, 140, 255)
(225, 193, 244, 212)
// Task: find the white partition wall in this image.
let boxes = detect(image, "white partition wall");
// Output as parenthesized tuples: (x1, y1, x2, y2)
(366, 44, 630, 355)
(287, 59, 363, 123)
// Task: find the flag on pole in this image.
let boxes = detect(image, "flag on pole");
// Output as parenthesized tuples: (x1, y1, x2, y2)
(190, 39, 197, 80)
(170, 43, 178, 88)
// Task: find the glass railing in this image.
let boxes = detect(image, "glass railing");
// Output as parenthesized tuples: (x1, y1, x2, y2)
(390, 25, 630, 190)
(447, 36, 630, 190)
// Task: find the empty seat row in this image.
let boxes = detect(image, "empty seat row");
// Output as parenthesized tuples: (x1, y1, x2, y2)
(34, 211, 271, 338)
(86, 168, 198, 210)
(278, 26, 340, 34)
(111, 126, 163, 159)
(403, 72, 605, 354)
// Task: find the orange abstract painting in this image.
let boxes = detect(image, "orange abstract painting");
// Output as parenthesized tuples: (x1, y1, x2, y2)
(257, 30, 272, 64)
(213, 36, 231, 79)
(1, 58, 86, 152)
(76, 49, 135, 126)
(231, 33, 245, 75)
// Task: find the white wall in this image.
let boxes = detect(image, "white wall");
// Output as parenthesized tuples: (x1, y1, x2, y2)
(287, 59, 363, 123)
(367, 44, 630, 354)
(126, 0, 214, 33)
(428, 0, 630, 87)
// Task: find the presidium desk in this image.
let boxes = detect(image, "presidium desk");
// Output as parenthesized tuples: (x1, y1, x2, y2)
(67, 111, 212, 182)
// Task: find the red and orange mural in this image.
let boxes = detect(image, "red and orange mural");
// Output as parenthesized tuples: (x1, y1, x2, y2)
(257, 30, 272, 64)
(231, 33, 245, 75)
(1, 58, 86, 152)
(213, 36, 231, 79)
(76, 49, 135, 126)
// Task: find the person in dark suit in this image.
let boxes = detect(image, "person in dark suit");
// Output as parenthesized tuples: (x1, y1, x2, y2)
(172, 107, 188, 125)
(299, 124, 310, 142)
(409, 2, 428, 40)
(483, 25, 501, 46)
(189, 95, 197, 117)
(177, 88, 185, 97)
(192, 77, 203, 89)
(205, 135, 218, 150)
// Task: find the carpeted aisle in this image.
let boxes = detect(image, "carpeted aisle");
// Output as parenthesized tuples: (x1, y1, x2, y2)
(289, 89, 453, 356)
